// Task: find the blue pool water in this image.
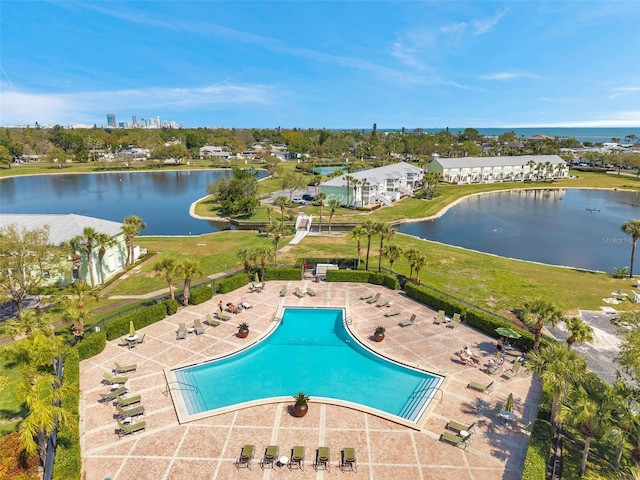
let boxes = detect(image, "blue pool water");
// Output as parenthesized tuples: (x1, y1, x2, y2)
(173, 307, 443, 422)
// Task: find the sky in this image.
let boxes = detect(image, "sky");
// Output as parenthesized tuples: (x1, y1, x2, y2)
(1, 1, 639, 129)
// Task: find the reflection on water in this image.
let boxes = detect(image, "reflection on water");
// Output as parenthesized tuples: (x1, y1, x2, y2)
(397, 189, 640, 272)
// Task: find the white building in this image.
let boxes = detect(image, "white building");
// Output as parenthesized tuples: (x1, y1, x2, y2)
(428, 155, 569, 184)
(199, 145, 232, 159)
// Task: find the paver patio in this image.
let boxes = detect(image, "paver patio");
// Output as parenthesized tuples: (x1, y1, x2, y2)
(80, 281, 540, 480)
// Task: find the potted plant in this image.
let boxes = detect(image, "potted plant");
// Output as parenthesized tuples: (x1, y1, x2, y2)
(292, 392, 310, 417)
(373, 326, 386, 342)
(237, 322, 250, 338)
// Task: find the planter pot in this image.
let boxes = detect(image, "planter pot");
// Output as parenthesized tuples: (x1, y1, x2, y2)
(293, 404, 308, 417)
(237, 329, 249, 338)
(373, 332, 385, 342)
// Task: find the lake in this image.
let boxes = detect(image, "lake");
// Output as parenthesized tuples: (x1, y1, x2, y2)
(396, 189, 640, 273)
(0, 169, 267, 235)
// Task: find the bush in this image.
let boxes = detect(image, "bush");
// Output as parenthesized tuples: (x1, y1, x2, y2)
(164, 298, 179, 315)
(216, 272, 249, 294)
(103, 302, 167, 340)
(264, 268, 301, 281)
(75, 330, 106, 360)
(295, 257, 359, 269)
(53, 348, 81, 480)
(325, 270, 399, 290)
(0, 432, 39, 479)
(189, 285, 213, 305)
(521, 419, 552, 480)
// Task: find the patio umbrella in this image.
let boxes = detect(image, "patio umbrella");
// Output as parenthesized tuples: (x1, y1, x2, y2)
(129, 321, 136, 337)
(495, 327, 521, 339)
(506, 393, 514, 413)
(254, 272, 260, 283)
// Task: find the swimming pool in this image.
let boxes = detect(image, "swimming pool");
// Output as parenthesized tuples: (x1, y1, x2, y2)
(171, 307, 443, 425)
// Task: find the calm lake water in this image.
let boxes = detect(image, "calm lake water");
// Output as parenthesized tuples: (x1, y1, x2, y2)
(397, 189, 640, 272)
(0, 169, 267, 235)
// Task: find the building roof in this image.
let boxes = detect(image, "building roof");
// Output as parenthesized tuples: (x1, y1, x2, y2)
(431, 154, 566, 169)
(0, 214, 123, 245)
(322, 162, 424, 187)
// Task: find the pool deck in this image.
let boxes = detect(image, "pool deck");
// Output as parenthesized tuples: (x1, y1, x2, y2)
(80, 281, 541, 480)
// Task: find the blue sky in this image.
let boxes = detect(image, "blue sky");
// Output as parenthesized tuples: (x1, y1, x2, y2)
(1, 1, 639, 129)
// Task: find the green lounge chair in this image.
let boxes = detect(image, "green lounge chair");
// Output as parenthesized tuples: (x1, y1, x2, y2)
(384, 309, 401, 317)
(516, 420, 532, 433)
(294, 287, 305, 298)
(313, 446, 330, 471)
(360, 293, 374, 301)
(467, 380, 494, 395)
(306, 288, 317, 297)
(115, 394, 141, 407)
(340, 447, 357, 472)
(236, 444, 255, 470)
(113, 362, 137, 374)
(447, 312, 461, 328)
(399, 313, 417, 327)
(176, 322, 187, 340)
(99, 386, 128, 403)
(115, 404, 144, 419)
(439, 431, 471, 450)
(502, 361, 521, 379)
(136, 333, 145, 344)
(215, 311, 230, 322)
(193, 318, 205, 335)
(365, 293, 381, 304)
(280, 285, 287, 297)
(446, 419, 476, 434)
(375, 299, 391, 308)
(117, 420, 146, 438)
(204, 314, 220, 327)
(434, 310, 445, 324)
(260, 445, 279, 469)
(289, 445, 305, 470)
(103, 373, 129, 385)
(118, 337, 129, 347)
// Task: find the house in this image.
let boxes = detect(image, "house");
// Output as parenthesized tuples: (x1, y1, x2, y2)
(199, 145, 232, 159)
(319, 162, 424, 207)
(0, 214, 133, 286)
(428, 155, 569, 184)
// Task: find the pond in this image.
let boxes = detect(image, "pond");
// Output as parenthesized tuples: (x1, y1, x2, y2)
(396, 189, 640, 273)
(0, 169, 267, 236)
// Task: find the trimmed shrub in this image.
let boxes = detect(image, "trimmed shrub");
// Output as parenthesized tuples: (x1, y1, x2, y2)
(521, 419, 552, 480)
(165, 298, 179, 315)
(367, 272, 400, 290)
(189, 285, 213, 305)
(75, 330, 106, 361)
(216, 272, 249, 294)
(103, 302, 167, 340)
(53, 348, 81, 480)
(264, 268, 301, 281)
(325, 270, 399, 290)
(295, 257, 359, 269)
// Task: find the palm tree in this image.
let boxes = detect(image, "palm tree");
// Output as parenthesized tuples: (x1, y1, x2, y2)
(381, 243, 403, 273)
(1, 309, 53, 339)
(66, 305, 89, 340)
(176, 258, 202, 306)
(327, 199, 340, 234)
(412, 252, 427, 284)
(61, 237, 83, 282)
(566, 316, 594, 349)
(604, 381, 639, 471)
(251, 246, 273, 282)
(236, 248, 253, 280)
(274, 195, 289, 223)
(520, 297, 564, 351)
(95, 231, 116, 285)
(316, 192, 327, 233)
(350, 225, 366, 268)
(362, 220, 377, 270)
(621, 219, 640, 277)
(344, 175, 355, 207)
(375, 223, 395, 272)
(122, 215, 147, 267)
(153, 257, 178, 300)
(76, 227, 100, 287)
(526, 342, 587, 428)
(64, 280, 99, 310)
(267, 221, 293, 265)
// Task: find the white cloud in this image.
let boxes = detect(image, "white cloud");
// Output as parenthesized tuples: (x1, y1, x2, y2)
(479, 72, 542, 81)
(472, 10, 508, 35)
(609, 87, 640, 99)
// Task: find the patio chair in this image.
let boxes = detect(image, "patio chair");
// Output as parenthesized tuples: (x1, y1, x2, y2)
(375, 299, 391, 308)
(113, 362, 137, 374)
(176, 323, 187, 340)
(193, 318, 205, 335)
(434, 310, 445, 325)
(516, 420, 532, 433)
(136, 333, 145, 344)
(294, 287, 305, 298)
(115, 394, 141, 407)
(447, 312, 461, 329)
(502, 361, 521, 379)
(360, 293, 374, 301)
(115, 404, 144, 419)
(306, 287, 317, 297)
(236, 444, 255, 470)
(399, 313, 417, 327)
(439, 431, 471, 450)
(102, 373, 129, 385)
(118, 337, 129, 347)
(467, 380, 494, 395)
(215, 311, 231, 322)
(204, 314, 220, 327)
(446, 419, 476, 434)
(99, 386, 128, 403)
(313, 446, 330, 471)
(226, 303, 241, 314)
(456, 351, 477, 367)
(365, 293, 381, 304)
(280, 285, 287, 297)
(384, 309, 401, 317)
(260, 445, 279, 469)
(117, 420, 146, 438)
(340, 447, 357, 472)
(289, 445, 305, 470)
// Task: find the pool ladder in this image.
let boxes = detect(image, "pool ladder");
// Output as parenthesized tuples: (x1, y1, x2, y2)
(164, 380, 199, 395)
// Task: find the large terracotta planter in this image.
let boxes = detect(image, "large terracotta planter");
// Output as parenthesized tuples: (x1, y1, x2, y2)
(293, 404, 308, 417)
(373, 332, 385, 342)
(237, 329, 249, 338)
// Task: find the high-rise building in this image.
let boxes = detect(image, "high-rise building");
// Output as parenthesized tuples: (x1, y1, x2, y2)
(106, 113, 116, 128)
(132, 115, 138, 128)
(140, 118, 147, 128)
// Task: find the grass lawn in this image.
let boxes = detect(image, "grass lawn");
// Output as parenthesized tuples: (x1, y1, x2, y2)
(0, 347, 26, 437)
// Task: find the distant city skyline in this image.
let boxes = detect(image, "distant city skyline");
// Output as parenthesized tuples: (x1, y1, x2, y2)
(1, 1, 639, 129)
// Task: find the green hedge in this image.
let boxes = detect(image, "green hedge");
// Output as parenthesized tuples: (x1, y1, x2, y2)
(295, 257, 359, 269)
(165, 298, 179, 315)
(325, 270, 399, 290)
(521, 419, 552, 480)
(103, 302, 167, 340)
(264, 268, 301, 281)
(75, 331, 106, 361)
(189, 285, 213, 305)
(216, 272, 249, 294)
(53, 348, 81, 480)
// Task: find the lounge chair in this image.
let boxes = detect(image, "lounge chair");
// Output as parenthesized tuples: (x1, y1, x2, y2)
(118, 336, 129, 347)
(136, 333, 145, 344)
(117, 420, 146, 438)
(113, 362, 137, 374)
(456, 351, 477, 367)
(399, 313, 417, 327)
(502, 361, 521, 379)
(516, 420, 532, 433)
(226, 303, 241, 314)
(375, 299, 391, 308)
(102, 373, 129, 385)
(313, 446, 330, 471)
(280, 285, 287, 297)
(204, 314, 220, 327)
(446, 419, 476, 434)
(365, 293, 381, 304)
(306, 288, 317, 297)
(193, 318, 205, 335)
(439, 431, 471, 450)
(447, 312, 461, 329)
(115, 394, 141, 407)
(250, 282, 263, 293)
(260, 445, 279, 469)
(294, 287, 305, 298)
(99, 386, 128, 403)
(340, 447, 357, 472)
(115, 404, 144, 419)
(434, 310, 445, 325)
(467, 380, 494, 395)
(176, 323, 187, 340)
(384, 309, 401, 317)
(215, 311, 231, 322)
(360, 293, 374, 301)
(289, 445, 305, 470)
(236, 444, 255, 470)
